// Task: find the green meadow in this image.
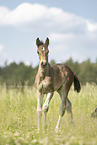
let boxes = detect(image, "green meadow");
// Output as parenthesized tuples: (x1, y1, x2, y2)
(0, 84, 97, 145)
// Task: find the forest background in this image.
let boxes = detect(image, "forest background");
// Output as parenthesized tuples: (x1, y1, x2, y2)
(0, 58, 97, 86)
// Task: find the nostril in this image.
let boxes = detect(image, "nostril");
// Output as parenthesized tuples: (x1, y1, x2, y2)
(41, 61, 47, 66)
(41, 61, 43, 66)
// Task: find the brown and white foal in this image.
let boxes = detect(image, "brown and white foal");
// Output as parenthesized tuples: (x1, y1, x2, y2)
(35, 38, 81, 129)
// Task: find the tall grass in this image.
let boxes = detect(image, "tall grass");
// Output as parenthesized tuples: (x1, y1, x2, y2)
(0, 84, 97, 145)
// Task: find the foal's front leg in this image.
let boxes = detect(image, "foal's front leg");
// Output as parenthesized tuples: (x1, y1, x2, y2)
(43, 92, 53, 123)
(37, 91, 43, 130)
(43, 92, 53, 113)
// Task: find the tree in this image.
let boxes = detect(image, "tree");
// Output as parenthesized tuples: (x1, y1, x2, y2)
(50, 60, 56, 65)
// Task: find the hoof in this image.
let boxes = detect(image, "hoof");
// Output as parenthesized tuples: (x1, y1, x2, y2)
(55, 127, 59, 133)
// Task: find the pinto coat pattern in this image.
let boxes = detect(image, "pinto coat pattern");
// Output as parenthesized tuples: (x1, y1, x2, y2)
(35, 38, 81, 129)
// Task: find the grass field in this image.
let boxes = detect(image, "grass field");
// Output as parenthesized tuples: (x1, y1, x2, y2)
(0, 84, 97, 145)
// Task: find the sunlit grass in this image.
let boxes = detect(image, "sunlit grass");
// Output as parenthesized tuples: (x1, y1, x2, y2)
(0, 84, 97, 144)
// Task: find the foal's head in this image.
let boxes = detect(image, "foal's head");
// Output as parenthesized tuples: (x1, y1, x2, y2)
(36, 38, 49, 68)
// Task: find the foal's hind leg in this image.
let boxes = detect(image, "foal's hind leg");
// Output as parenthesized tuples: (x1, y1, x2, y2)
(56, 81, 72, 129)
(66, 98, 73, 119)
(56, 89, 68, 129)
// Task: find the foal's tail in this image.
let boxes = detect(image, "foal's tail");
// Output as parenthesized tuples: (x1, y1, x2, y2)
(74, 74, 81, 93)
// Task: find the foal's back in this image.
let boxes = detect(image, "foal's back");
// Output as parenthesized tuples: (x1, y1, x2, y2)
(51, 64, 74, 91)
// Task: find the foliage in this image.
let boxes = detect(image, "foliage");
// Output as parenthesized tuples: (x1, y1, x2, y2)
(0, 58, 97, 86)
(0, 84, 97, 144)
(65, 58, 97, 85)
(0, 62, 38, 86)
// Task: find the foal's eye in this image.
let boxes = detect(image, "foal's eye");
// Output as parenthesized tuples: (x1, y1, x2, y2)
(42, 47, 45, 51)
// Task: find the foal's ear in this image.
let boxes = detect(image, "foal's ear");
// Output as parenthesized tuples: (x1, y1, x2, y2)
(45, 38, 49, 46)
(36, 38, 40, 47)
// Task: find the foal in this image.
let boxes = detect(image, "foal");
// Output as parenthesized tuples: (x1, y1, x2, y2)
(35, 38, 81, 129)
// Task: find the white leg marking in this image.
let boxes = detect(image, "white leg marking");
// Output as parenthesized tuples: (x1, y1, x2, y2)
(56, 115, 61, 130)
(43, 92, 53, 112)
(37, 93, 43, 130)
(37, 96, 43, 112)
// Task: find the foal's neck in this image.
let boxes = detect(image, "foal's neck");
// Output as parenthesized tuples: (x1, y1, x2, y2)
(39, 63, 50, 79)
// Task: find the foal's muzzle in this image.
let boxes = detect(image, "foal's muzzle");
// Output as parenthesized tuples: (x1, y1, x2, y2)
(41, 60, 47, 67)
